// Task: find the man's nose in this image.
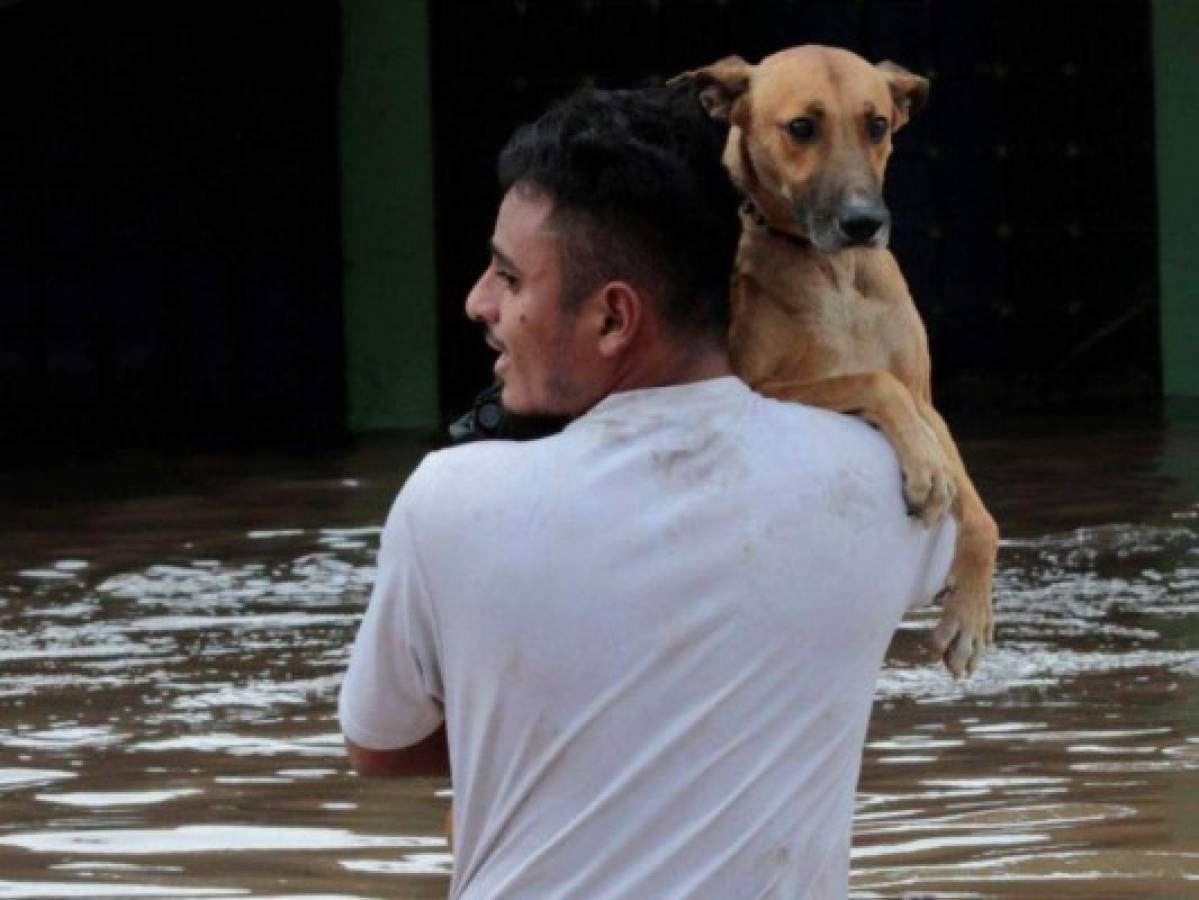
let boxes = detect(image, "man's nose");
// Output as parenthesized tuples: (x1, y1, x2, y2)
(464, 273, 495, 323)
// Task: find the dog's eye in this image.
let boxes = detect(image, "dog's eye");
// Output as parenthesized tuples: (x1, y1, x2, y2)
(868, 115, 890, 142)
(786, 117, 816, 142)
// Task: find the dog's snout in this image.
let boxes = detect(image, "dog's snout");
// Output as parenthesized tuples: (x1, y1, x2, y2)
(839, 213, 884, 243)
(836, 200, 889, 245)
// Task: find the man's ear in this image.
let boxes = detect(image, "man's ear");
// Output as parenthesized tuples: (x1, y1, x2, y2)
(591, 282, 642, 358)
(876, 60, 929, 131)
(670, 55, 753, 123)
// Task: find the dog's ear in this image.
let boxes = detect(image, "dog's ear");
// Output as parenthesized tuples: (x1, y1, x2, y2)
(877, 60, 929, 131)
(669, 55, 753, 123)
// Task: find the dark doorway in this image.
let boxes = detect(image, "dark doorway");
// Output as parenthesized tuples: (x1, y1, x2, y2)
(0, 0, 344, 448)
(429, 0, 1160, 421)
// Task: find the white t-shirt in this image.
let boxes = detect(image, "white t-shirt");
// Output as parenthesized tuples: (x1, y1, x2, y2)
(340, 376, 954, 899)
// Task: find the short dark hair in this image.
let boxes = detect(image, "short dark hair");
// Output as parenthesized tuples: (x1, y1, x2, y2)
(497, 81, 740, 341)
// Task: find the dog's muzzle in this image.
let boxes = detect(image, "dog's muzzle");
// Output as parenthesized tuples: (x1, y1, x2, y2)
(835, 197, 890, 246)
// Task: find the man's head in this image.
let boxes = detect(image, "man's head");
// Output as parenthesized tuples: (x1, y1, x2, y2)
(465, 82, 740, 417)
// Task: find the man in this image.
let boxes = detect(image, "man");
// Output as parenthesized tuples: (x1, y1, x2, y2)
(339, 82, 954, 898)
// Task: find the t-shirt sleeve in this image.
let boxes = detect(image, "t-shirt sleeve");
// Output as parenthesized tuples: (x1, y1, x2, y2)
(339, 463, 445, 750)
(907, 515, 958, 611)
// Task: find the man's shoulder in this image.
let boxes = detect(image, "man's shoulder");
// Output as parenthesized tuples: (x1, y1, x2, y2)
(748, 393, 900, 479)
(398, 433, 569, 516)
(417, 431, 567, 476)
(749, 394, 950, 594)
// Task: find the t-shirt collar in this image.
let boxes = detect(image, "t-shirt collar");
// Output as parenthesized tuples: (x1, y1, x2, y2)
(570, 375, 752, 427)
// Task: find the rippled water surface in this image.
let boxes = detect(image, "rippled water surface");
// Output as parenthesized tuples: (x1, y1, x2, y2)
(1, 418, 1197, 898)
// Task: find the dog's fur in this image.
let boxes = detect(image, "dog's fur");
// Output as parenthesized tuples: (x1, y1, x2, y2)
(677, 46, 997, 677)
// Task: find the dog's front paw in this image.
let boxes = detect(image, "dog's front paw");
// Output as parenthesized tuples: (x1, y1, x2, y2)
(930, 573, 993, 680)
(900, 442, 955, 526)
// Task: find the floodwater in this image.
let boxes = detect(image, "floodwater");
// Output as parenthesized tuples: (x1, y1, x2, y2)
(1, 416, 1196, 899)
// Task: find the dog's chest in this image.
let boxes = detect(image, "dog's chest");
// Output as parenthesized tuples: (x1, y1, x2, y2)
(732, 265, 897, 378)
(801, 285, 896, 371)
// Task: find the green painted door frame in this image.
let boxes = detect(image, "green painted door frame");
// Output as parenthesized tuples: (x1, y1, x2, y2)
(340, 0, 439, 432)
(1154, 0, 1199, 410)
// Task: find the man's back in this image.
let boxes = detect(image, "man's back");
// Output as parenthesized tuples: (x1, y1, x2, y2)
(340, 377, 952, 899)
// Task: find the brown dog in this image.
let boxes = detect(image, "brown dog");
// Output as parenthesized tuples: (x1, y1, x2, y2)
(678, 46, 997, 678)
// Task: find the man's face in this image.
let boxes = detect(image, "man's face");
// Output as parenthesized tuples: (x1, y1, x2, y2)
(465, 185, 599, 416)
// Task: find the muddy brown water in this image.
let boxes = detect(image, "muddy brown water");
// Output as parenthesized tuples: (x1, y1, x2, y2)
(1, 418, 1196, 899)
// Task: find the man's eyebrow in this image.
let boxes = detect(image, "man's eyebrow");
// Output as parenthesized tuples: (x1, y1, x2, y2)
(489, 240, 520, 274)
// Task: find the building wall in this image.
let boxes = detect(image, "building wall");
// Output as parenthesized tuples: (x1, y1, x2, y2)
(1153, 0, 1199, 407)
(0, 1, 1185, 444)
(340, 0, 439, 433)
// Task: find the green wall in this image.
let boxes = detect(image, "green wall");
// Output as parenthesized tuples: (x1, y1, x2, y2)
(1154, 0, 1199, 403)
(340, 0, 439, 432)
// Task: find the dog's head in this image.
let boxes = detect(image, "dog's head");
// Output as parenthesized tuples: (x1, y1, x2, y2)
(675, 46, 928, 253)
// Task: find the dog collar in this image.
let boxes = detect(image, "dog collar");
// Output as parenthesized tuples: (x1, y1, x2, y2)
(742, 200, 810, 248)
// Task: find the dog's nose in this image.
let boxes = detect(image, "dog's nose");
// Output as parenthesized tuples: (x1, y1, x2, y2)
(836, 201, 889, 245)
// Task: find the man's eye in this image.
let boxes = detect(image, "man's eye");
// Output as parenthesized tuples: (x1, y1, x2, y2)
(868, 115, 890, 142)
(496, 270, 518, 289)
(786, 117, 816, 142)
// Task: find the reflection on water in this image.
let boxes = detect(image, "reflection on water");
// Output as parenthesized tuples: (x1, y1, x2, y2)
(1, 420, 1197, 898)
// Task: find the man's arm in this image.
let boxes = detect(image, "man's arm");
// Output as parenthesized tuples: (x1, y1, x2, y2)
(340, 463, 449, 776)
(345, 725, 450, 778)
